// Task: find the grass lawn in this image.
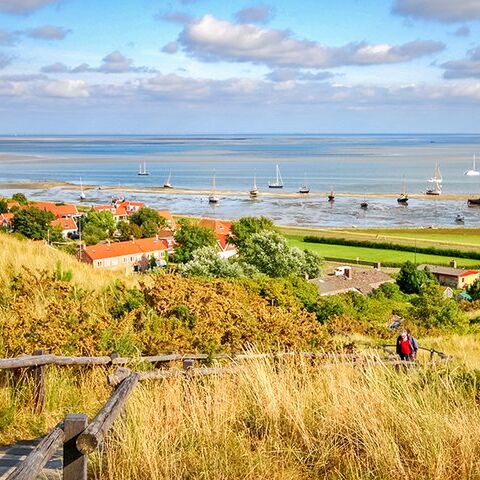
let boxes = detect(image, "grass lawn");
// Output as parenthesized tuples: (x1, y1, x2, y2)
(279, 226, 480, 251)
(287, 236, 480, 267)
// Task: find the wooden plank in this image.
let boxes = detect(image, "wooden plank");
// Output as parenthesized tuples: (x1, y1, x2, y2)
(76, 374, 139, 455)
(5, 426, 64, 480)
(63, 414, 88, 480)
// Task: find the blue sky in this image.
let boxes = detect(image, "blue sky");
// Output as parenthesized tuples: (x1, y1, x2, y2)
(0, 0, 480, 134)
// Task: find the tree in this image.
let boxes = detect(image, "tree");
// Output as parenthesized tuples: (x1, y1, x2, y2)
(130, 207, 167, 238)
(396, 261, 436, 294)
(409, 284, 468, 330)
(11, 193, 28, 205)
(173, 219, 217, 263)
(301, 249, 323, 279)
(82, 210, 116, 238)
(0, 199, 8, 214)
(12, 207, 56, 240)
(179, 246, 249, 278)
(238, 230, 318, 278)
(117, 220, 142, 241)
(467, 279, 480, 300)
(231, 216, 275, 246)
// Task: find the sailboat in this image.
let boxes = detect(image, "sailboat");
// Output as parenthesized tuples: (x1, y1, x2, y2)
(397, 176, 408, 204)
(208, 171, 219, 204)
(79, 178, 86, 201)
(268, 165, 283, 189)
(360, 191, 368, 209)
(327, 188, 335, 202)
(164, 170, 173, 188)
(298, 173, 310, 194)
(426, 161, 442, 195)
(464, 155, 480, 176)
(249, 173, 259, 198)
(138, 162, 150, 176)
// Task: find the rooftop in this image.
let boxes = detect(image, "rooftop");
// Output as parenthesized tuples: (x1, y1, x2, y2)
(82, 237, 168, 261)
(418, 264, 480, 278)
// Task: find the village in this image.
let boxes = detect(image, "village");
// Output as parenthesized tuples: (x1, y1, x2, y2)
(1, 194, 479, 299)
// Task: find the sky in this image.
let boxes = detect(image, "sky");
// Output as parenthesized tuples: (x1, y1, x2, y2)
(0, 0, 480, 134)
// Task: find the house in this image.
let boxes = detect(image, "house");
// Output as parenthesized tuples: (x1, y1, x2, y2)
(158, 210, 176, 230)
(199, 218, 236, 259)
(418, 264, 480, 289)
(0, 213, 14, 229)
(311, 265, 394, 296)
(115, 200, 145, 214)
(93, 204, 129, 222)
(78, 236, 168, 272)
(33, 201, 79, 219)
(51, 217, 78, 238)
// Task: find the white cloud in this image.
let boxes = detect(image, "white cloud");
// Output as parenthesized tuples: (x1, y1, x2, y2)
(392, 0, 480, 22)
(0, 0, 62, 15)
(0, 29, 18, 46)
(174, 15, 444, 69)
(41, 79, 89, 97)
(441, 47, 480, 79)
(0, 52, 11, 69)
(41, 51, 157, 74)
(24, 25, 71, 40)
(234, 4, 273, 24)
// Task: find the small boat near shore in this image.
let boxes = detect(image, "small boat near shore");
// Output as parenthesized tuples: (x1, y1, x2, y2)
(164, 171, 173, 188)
(455, 214, 465, 223)
(467, 198, 480, 207)
(464, 155, 480, 176)
(79, 178, 86, 201)
(397, 176, 408, 204)
(426, 161, 442, 195)
(208, 172, 219, 204)
(138, 162, 150, 176)
(249, 174, 259, 198)
(269, 165, 283, 189)
(328, 189, 335, 202)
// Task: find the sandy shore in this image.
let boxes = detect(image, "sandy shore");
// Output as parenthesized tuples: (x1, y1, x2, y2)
(0, 180, 478, 202)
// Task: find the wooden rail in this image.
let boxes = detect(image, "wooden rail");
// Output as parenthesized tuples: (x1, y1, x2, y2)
(3, 347, 451, 480)
(6, 424, 64, 480)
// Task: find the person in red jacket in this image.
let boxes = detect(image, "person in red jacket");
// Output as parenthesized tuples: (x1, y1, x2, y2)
(396, 329, 418, 361)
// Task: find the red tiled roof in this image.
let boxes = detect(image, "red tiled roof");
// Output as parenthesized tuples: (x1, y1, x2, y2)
(459, 270, 480, 277)
(199, 218, 232, 235)
(51, 217, 77, 231)
(0, 213, 13, 225)
(34, 202, 78, 218)
(82, 237, 168, 261)
(6, 201, 19, 210)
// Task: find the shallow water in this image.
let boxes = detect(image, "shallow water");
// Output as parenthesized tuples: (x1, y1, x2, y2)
(1, 134, 480, 227)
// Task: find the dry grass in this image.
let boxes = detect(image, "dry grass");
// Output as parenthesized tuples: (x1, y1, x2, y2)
(0, 233, 128, 290)
(92, 356, 480, 480)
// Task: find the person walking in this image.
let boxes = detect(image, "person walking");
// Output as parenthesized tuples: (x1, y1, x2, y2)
(396, 329, 418, 361)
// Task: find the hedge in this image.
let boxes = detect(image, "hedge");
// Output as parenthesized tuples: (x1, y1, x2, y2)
(303, 235, 480, 261)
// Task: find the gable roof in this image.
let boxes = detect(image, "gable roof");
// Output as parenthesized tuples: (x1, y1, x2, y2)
(199, 218, 232, 235)
(33, 202, 78, 218)
(82, 237, 168, 261)
(51, 217, 77, 231)
(418, 264, 480, 278)
(311, 268, 393, 296)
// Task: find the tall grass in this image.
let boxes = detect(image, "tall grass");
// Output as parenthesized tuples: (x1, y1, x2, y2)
(0, 233, 127, 290)
(93, 357, 480, 480)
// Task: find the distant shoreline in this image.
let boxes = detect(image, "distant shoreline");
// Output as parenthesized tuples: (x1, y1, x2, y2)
(0, 180, 478, 202)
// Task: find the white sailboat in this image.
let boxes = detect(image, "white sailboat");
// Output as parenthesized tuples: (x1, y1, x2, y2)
(298, 173, 310, 194)
(164, 170, 173, 188)
(249, 173, 259, 198)
(426, 161, 442, 195)
(79, 177, 86, 201)
(268, 164, 283, 189)
(464, 155, 480, 176)
(208, 171, 219, 204)
(138, 162, 150, 176)
(397, 176, 408, 204)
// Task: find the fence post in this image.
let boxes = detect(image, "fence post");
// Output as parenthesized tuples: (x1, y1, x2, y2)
(183, 358, 194, 371)
(32, 350, 46, 413)
(63, 413, 88, 480)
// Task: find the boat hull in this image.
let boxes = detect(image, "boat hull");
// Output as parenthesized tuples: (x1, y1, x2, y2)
(467, 199, 480, 207)
(268, 185, 283, 189)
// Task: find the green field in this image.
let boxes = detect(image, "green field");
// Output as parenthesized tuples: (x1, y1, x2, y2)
(279, 226, 480, 252)
(287, 236, 480, 267)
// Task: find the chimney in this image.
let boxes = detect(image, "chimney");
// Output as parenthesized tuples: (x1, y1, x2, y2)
(345, 267, 352, 279)
(450, 260, 457, 268)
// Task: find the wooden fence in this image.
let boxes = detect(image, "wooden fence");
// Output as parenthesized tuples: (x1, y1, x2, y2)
(2, 346, 450, 480)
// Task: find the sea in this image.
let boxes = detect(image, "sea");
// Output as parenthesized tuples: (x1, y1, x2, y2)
(1, 133, 480, 228)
